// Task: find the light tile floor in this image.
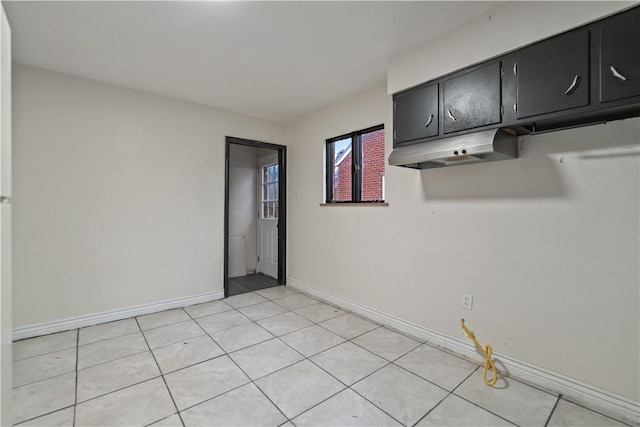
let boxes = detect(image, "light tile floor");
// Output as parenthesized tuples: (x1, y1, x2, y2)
(12, 287, 632, 427)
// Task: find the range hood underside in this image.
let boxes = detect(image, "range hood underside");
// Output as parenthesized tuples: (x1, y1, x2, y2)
(388, 129, 519, 169)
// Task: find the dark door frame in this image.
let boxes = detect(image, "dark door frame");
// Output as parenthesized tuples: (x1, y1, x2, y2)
(224, 136, 287, 298)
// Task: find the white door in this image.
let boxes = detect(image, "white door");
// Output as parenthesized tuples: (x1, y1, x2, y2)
(0, 4, 12, 425)
(257, 157, 278, 279)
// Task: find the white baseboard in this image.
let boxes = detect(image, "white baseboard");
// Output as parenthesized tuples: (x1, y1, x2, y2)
(288, 278, 640, 426)
(12, 290, 224, 341)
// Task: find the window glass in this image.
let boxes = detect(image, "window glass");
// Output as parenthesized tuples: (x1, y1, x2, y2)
(360, 128, 385, 201)
(330, 137, 352, 202)
(326, 127, 384, 203)
(261, 163, 279, 219)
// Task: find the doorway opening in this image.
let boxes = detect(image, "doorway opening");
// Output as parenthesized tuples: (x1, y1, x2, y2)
(224, 137, 286, 298)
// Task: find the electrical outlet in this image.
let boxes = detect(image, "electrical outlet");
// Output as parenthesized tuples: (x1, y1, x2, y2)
(462, 294, 473, 310)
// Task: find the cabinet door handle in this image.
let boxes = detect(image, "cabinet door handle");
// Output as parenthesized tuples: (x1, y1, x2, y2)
(564, 75, 580, 95)
(424, 114, 434, 128)
(610, 66, 627, 81)
(446, 109, 457, 122)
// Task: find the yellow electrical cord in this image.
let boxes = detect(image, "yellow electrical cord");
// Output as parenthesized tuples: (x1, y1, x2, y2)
(460, 319, 498, 387)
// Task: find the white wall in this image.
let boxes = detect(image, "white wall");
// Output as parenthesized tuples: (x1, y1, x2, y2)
(288, 2, 640, 406)
(388, 1, 637, 94)
(229, 144, 257, 274)
(257, 147, 277, 159)
(287, 75, 639, 407)
(0, 2, 11, 425)
(12, 64, 285, 328)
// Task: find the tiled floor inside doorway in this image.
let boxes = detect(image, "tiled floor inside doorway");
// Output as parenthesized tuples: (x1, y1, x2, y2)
(228, 273, 279, 296)
(12, 286, 631, 427)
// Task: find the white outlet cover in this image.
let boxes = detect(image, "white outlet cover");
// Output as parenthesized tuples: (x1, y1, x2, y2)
(462, 294, 473, 310)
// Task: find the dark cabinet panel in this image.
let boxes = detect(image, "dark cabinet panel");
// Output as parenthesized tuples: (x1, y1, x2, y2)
(393, 83, 438, 145)
(443, 62, 502, 134)
(599, 7, 640, 103)
(390, 6, 639, 147)
(516, 30, 590, 119)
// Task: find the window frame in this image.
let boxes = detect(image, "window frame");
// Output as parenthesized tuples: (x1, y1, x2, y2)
(260, 161, 279, 220)
(325, 124, 385, 203)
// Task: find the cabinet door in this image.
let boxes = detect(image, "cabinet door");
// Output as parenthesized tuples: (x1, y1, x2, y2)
(516, 30, 589, 119)
(599, 7, 640, 103)
(393, 83, 438, 145)
(443, 62, 502, 134)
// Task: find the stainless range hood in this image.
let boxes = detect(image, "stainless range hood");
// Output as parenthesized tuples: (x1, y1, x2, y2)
(388, 129, 519, 169)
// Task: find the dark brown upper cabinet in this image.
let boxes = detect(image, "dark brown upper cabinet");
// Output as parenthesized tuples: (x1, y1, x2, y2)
(599, 7, 640, 103)
(443, 62, 502, 134)
(393, 82, 438, 145)
(391, 5, 639, 148)
(515, 30, 590, 119)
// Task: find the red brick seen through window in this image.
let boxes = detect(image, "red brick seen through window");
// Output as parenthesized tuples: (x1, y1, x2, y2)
(333, 129, 384, 201)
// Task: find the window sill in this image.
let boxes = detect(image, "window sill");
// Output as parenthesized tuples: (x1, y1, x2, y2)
(320, 202, 389, 207)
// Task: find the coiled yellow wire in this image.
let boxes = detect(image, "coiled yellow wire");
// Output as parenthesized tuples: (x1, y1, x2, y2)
(461, 319, 498, 386)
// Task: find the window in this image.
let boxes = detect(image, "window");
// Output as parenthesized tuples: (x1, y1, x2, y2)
(261, 163, 279, 219)
(325, 125, 385, 203)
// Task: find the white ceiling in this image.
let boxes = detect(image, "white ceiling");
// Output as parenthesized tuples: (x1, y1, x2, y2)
(5, 1, 502, 123)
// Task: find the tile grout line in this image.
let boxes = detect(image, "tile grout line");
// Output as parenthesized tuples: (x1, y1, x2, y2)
(75, 377, 166, 407)
(251, 317, 393, 425)
(76, 348, 149, 372)
(390, 359, 451, 393)
(316, 318, 381, 341)
(15, 323, 166, 424)
(14, 406, 77, 426)
(12, 289, 460, 425)
(544, 394, 562, 427)
(287, 291, 566, 426)
(190, 292, 315, 336)
(12, 344, 78, 364)
(325, 341, 409, 423)
(194, 312, 253, 335)
(137, 309, 205, 333)
(68, 290, 376, 424)
(411, 365, 482, 427)
(13, 329, 78, 344)
(134, 315, 186, 427)
(274, 310, 404, 424)
(272, 294, 482, 426)
(501, 372, 565, 398)
(451, 389, 525, 426)
(79, 329, 142, 348)
(232, 362, 293, 424)
(272, 332, 403, 425)
(77, 347, 163, 377)
(15, 334, 80, 426)
(448, 365, 530, 426)
(14, 298, 452, 425)
(12, 364, 78, 389)
(555, 397, 636, 427)
(15, 329, 148, 386)
(17, 309, 239, 425)
(18, 287, 631, 427)
(14, 291, 388, 423)
(285, 387, 351, 424)
(258, 294, 427, 425)
(183, 308, 293, 424)
(187, 295, 373, 423)
(347, 387, 406, 426)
